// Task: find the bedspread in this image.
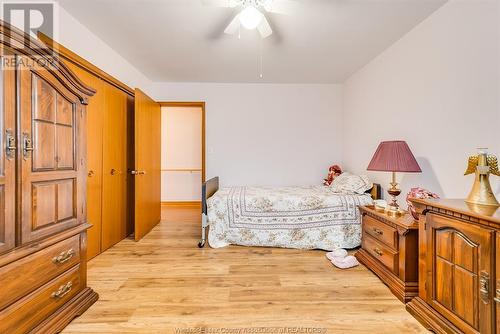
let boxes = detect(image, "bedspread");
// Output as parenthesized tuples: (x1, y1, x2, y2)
(207, 185, 373, 250)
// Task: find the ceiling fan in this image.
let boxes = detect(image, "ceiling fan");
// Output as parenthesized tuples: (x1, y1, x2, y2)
(202, 0, 296, 38)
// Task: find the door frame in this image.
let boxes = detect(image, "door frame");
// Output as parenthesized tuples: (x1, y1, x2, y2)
(158, 102, 206, 183)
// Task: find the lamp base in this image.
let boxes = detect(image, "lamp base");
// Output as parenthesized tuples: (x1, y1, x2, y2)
(386, 171, 402, 216)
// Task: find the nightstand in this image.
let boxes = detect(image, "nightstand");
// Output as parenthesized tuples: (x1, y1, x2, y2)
(355, 205, 419, 303)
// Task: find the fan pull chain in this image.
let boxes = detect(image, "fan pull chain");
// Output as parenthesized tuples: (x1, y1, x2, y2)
(238, 25, 241, 40)
(259, 38, 264, 79)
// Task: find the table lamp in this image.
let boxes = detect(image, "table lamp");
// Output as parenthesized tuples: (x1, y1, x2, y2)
(367, 141, 421, 214)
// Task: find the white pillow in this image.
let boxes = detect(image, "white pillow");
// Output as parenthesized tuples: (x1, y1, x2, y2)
(330, 172, 373, 194)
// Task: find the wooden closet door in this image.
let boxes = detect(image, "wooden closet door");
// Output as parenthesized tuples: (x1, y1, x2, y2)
(426, 213, 495, 334)
(0, 53, 16, 254)
(19, 57, 83, 244)
(65, 63, 104, 260)
(133, 89, 161, 241)
(101, 83, 128, 250)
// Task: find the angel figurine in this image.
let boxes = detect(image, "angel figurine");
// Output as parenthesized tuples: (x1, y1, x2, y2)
(464, 149, 500, 206)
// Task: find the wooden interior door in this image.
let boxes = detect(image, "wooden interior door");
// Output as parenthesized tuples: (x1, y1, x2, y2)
(427, 213, 494, 333)
(133, 89, 161, 241)
(19, 57, 83, 244)
(101, 83, 129, 251)
(0, 53, 16, 254)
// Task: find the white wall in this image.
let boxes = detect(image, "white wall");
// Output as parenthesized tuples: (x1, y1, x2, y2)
(150, 83, 343, 187)
(342, 0, 500, 203)
(41, 6, 152, 91)
(161, 107, 203, 201)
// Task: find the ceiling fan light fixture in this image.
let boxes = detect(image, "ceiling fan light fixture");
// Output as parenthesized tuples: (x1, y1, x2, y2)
(239, 6, 264, 30)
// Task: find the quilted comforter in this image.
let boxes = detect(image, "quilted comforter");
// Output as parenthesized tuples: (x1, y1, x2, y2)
(207, 185, 373, 250)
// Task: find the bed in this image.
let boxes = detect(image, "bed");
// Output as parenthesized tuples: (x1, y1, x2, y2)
(198, 177, 381, 250)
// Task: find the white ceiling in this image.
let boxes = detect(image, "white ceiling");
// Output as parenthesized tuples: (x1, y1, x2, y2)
(57, 0, 447, 83)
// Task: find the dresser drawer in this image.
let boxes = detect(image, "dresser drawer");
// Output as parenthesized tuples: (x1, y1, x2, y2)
(363, 233, 398, 273)
(0, 265, 82, 334)
(363, 215, 398, 249)
(0, 235, 80, 309)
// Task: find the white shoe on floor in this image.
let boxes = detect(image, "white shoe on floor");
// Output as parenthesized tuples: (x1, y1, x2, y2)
(325, 248, 348, 261)
(330, 255, 359, 269)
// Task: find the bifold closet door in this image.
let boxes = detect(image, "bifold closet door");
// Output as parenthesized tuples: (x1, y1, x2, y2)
(65, 63, 104, 260)
(82, 75, 104, 259)
(101, 83, 129, 251)
(133, 89, 161, 241)
(18, 57, 84, 244)
(0, 52, 16, 254)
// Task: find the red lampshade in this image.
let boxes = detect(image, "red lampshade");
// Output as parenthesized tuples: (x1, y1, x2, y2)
(367, 141, 422, 173)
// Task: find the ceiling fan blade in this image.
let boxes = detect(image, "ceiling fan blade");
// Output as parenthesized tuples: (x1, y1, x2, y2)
(262, 0, 297, 15)
(224, 14, 241, 35)
(201, 0, 239, 8)
(257, 16, 272, 38)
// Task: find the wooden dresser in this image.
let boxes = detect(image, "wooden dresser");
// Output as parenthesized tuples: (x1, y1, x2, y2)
(407, 198, 499, 333)
(355, 206, 419, 303)
(0, 22, 97, 333)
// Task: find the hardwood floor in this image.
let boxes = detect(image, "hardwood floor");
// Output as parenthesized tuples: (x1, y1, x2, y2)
(62, 207, 428, 334)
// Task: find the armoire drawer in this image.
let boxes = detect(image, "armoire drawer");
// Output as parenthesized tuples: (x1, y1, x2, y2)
(0, 235, 81, 309)
(363, 233, 399, 273)
(0, 265, 82, 334)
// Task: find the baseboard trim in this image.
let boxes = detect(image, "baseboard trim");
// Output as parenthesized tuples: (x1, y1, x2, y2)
(162, 201, 201, 208)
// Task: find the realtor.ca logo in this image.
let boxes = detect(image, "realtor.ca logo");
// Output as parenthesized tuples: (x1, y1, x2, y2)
(0, 1, 58, 50)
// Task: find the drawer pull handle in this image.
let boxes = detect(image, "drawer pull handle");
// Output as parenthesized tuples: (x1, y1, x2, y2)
(373, 228, 383, 235)
(52, 249, 75, 265)
(494, 289, 500, 304)
(51, 281, 73, 299)
(373, 247, 383, 256)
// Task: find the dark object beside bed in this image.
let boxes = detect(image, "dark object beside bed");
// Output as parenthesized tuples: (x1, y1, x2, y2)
(198, 176, 381, 248)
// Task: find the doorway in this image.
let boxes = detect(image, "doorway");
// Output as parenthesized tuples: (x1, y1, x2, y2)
(160, 102, 205, 215)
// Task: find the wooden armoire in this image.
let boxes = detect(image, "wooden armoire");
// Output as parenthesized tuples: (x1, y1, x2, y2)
(407, 198, 499, 334)
(0, 22, 98, 333)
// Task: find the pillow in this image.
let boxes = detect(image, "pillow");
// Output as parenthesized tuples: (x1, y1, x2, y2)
(330, 172, 373, 194)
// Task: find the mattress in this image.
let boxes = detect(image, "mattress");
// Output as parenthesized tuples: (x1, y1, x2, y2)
(207, 185, 373, 250)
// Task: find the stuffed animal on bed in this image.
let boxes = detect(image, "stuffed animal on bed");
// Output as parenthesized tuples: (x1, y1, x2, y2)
(323, 165, 343, 186)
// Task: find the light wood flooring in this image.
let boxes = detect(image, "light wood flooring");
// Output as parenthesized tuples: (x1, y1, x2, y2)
(63, 206, 428, 333)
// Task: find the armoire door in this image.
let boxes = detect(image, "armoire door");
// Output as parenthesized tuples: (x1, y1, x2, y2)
(426, 213, 495, 334)
(19, 57, 83, 244)
(0, 52, 16, 254)
(133, 89, 161, 241)
(101, 82, 129, 250)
